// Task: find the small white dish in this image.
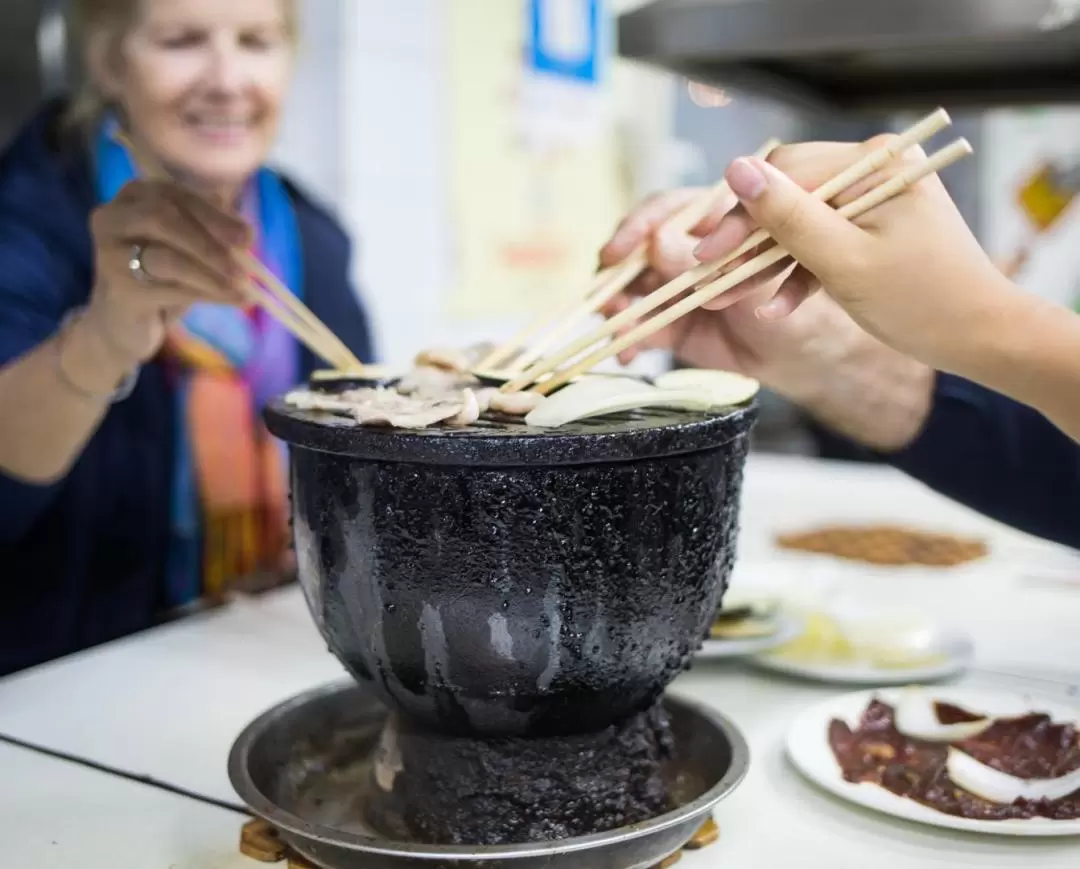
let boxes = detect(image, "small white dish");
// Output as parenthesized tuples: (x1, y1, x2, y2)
(786, 686, 1080, 837)
(752, 621, 974, 686)
(697, 609, 804, 660)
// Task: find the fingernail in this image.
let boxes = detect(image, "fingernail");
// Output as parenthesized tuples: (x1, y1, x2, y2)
(755, 299, 785, 321)
(727, 158, 768, 201)
(693, 233, 725, 261)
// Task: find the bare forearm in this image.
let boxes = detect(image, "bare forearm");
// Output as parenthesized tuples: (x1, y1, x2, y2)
(0, 312, 140, 482)
(770, 282, 1080, 451)
(767, 307, 934, 452)
(958, 288, 1080, 443)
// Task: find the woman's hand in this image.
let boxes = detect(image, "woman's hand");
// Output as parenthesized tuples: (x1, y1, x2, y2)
(694, 138, 1014, 376)
(0, 181, 254, 483)
(599, 139, 1080, 450)
(596, 146, 951, 452)
(703, 140, 1080, 444)
(597, 183, 866, 403)
(85, 179, 253, 364)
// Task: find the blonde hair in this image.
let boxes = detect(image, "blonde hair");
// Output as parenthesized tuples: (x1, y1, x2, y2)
(66, 0, 298, 132)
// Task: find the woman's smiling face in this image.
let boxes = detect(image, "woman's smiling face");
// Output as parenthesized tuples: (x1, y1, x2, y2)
(96, 0, 294, 195)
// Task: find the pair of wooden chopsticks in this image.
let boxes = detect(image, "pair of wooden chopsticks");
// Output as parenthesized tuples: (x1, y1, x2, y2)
(476, 138, 782, 374)
(113, 132, 364, 372)
(500, 108, 966, 395)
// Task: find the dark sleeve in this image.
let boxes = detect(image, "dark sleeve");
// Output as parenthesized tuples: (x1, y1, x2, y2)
(884, 373, 1080, 549)
(0, 214, 85, 544)
(334, 232, 377, 364)
(286, 180, 378, 370)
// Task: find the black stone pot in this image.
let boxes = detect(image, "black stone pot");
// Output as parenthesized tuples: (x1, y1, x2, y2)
(265, 402, 755, 738)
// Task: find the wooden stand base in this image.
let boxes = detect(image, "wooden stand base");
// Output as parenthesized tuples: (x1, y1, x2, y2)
(240, 816, 721, 869)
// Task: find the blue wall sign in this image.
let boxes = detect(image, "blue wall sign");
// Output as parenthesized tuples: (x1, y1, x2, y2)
(527, 0, 602, 85)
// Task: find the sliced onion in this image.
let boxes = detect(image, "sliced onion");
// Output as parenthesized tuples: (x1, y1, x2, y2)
(894, 689, 993, 742)
(489, 389, 545, 417)
(525, 377, 720, 428)
(573, 372, 645, 383)
(524, 377, 651, 427)
(947, 747, 1080, 804)
(415, 346, 472, 373)
(654, 368, 760, 405)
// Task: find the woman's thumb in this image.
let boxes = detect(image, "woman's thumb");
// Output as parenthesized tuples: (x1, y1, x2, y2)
(724, 157, 867, 283)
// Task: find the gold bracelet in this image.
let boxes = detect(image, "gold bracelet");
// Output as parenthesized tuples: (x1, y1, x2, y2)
(54, 307, 140, 403)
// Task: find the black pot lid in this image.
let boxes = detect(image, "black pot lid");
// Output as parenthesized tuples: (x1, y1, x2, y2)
(264, 398, 756, 467)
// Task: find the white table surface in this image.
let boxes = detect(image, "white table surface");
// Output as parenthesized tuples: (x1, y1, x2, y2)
(3, 454, 1080, 868)
(0, 741, 258, 869)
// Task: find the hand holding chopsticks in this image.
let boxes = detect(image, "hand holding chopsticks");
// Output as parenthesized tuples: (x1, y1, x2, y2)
(78, 180, 257, 369)
(477, 138, 783, 373)
(113, 132, 364, 372)
(531, 139, 973, 395)
(500, 108, 974, 394)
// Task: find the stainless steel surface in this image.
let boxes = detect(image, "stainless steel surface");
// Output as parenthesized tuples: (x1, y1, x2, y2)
(228, 681, 750, 869)
(618, 0, 1080, 111)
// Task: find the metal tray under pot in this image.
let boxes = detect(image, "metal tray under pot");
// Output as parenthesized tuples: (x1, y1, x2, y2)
(228, 682, 750, 869)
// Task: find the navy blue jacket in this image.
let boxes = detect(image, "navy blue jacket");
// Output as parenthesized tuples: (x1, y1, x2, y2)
(888, 373, 1080, 549)
(0, 105, 374, 675)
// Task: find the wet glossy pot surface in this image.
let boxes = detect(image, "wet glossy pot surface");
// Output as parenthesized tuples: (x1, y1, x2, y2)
(266, 403, 755, 737)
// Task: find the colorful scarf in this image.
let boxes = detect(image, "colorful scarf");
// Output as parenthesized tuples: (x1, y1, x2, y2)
(94, 118, 303, 605)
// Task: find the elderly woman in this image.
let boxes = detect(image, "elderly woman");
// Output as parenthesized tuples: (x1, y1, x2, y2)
(0, 0, 375, 674)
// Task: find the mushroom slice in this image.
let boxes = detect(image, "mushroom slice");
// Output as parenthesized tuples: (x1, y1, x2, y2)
(397, 365, 477, 398)
(474, 387, 500, 413)
(309, 364, 403, 384)
(489, 390, 546, 417)
(340, 389, 464, 429)
(414, 346, 472, 373)
(447, 389, 481, 427)
(352, 399, 464, 429)
(284, 389, 359, 414)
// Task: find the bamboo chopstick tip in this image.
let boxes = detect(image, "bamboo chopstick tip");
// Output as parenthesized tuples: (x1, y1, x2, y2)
(920, 108, 952, 139)
(896, 108, 951, 149)
(929, 107, 951, 127)
(906, 138, 973, 181)
(936, 138, 974, 162)
(883, 139, 973, 192)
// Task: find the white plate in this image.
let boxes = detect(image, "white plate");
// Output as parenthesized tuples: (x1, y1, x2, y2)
(786, 686, 1080, 837)
(751, 627, 974, 686)
(697, 611, 805, 659)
